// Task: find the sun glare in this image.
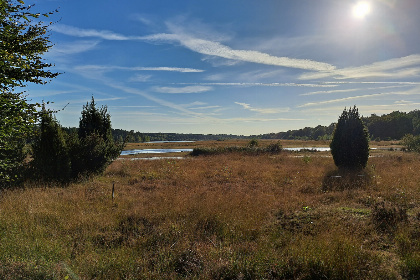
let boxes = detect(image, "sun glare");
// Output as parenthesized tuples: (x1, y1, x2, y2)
(352, 1, 371, 19)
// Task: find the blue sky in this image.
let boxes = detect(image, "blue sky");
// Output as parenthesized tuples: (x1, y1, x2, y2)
(27, 0, 420, 135)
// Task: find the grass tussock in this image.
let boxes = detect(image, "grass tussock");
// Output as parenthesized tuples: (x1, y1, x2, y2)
(0, 147, 419, 278)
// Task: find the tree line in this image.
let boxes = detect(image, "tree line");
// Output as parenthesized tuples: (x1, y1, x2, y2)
(258, 110, 420, 141)
(104, 109, 420, 143)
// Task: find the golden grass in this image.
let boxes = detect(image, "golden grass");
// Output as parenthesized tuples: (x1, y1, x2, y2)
(0, 144, 419, 278)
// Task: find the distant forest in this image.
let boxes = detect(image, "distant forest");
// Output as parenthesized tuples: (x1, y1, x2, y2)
(261, 110, 420, 141)
(64, 110, 420, 142)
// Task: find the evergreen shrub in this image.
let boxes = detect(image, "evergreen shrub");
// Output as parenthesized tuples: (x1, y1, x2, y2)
(330, 106, 369, 170)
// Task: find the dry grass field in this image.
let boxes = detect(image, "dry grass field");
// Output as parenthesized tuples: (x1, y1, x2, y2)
(0, 140, 419, 279)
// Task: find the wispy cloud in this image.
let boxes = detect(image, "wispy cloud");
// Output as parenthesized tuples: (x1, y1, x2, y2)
(74, 65, 204, 73)
(190, 105, 222, 110)
(27, 90, 78, 98)
(394, 100, 415, 105)
(301, 85, 412, 96)
(94, 97, 125, 102)
(50, 40, 100, 55)
(235, 102, 290, 114)
(128, 74, 152, 82)
(301, 88, 360, 96)
(223, 117, 305, 123)
(108, 105, 156, 108)
(300, 55, 420, 80)
(69, 63, 217, 119)
(143, 33, 336, 71)
(106, 83, 208, 118)
(174, 82, 337, 88)
(152, 86, 213, 94)
(176, 101, 223, 113)
(298, 86, 420, 107)
(52, 24, 132, 40)
(321, 81, 420, 85)
(53, 24, 336, 72)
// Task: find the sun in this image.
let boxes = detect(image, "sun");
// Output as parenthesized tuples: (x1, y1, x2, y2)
(352, 1, 371, 19)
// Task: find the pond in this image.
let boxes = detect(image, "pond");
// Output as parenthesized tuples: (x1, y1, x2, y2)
(121, 149, 193, 155)
(283, 147, 331, 152)
(120, 146, 381, 156)
(145, 141, 195, 143)
(120, 147, 330, 156)
(118, 157, 185, 161)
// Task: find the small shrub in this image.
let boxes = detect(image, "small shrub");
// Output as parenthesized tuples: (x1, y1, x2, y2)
(264, 141, 282, 153)
(173, 249, 203, 277)
(302, 155, 311, 164)
(247, 139, 259, 148)
(402, 253, 420, 280)
(401, 134, 420, 153)
(371, 200, 408, 231)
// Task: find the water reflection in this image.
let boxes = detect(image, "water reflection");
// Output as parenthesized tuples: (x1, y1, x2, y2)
(121, 149, 193, 155)
(284, 147, 330, 152)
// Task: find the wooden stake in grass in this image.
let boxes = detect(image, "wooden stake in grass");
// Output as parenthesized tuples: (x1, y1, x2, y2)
(112, 183, 115, 202)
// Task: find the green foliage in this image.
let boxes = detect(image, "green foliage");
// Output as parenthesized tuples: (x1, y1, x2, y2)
(191, 142, 282, 156)
(78, 97, 112, 140)
(402, 253, 420, 280)
(0, 0, 59, 91)
(70, 97, 123, 177)
(31, 106, 71, 182)
(0, 92, 37, 187)
(0, 0, 58, 188)
(401, 134, 420, 153)
(70, 133, 122, 177)
(30, 98, 124, 182)
(265, 141, 282, 153)
(330, 106, 369, 170)
(247, 138, 259, 148)
(364, 111, 413, 140)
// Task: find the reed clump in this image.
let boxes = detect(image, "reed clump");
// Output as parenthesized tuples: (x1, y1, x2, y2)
(0, 149, 418, 279)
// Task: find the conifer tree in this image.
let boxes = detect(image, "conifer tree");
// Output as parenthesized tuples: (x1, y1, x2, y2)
(70, 97, 123, 177)
(330, 106, 369, 170)
(31, 106, 71, 181)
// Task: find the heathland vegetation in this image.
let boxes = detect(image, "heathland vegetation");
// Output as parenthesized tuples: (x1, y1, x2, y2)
(0, 141, 419, 279)
(1, 1, 420, 278)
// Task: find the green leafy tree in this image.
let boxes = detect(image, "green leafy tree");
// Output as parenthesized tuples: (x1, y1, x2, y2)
(0, 92, 37, 186)
(330, 106, 369, 170)
(31, 105, 71, 182)
(71, 97, 123, 177)
(401, 134, 420, 153)
(0, 0, 58, 187)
